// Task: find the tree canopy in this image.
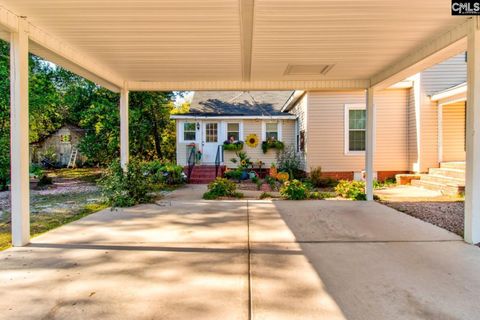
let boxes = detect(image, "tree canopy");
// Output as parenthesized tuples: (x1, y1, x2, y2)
(0, 39, 187, 189)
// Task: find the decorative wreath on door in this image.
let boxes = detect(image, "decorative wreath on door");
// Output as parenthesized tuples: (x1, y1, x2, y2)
(245, 134, 259, 148)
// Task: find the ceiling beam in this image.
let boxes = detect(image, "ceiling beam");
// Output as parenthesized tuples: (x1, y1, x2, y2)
(239, 0, 254, 81)
(370, 19, 469, 89)
(127, 79, 370, 91)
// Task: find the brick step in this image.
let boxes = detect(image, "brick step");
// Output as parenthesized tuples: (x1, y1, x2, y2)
(190, 174, 218, 179)
(440, 162, 465, 170)
(419, 174, 464, 186)
(428, 168, 465, 179)
(189, 179, 216, 184)
(411, 179, 464, 195)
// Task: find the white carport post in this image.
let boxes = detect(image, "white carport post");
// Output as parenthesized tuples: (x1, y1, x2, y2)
(465, 17, 480, 244)
(120, 87, 129, 170)
(365, 88, 375, 201)
(10, 18, 30, 246)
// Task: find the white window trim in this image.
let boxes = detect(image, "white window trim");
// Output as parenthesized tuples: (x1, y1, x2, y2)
(344, 104, 366, 156)
(180, 120, 197, 143)
(262, 120, 282, 141)
(224, 121, 244, 142)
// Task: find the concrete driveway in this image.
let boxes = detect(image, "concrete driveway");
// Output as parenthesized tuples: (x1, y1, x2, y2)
(1, 185, 480, 319)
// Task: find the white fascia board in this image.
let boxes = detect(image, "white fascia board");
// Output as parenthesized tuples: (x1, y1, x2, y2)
(281, 90, 306, 112)
(128, 80, 370, 91)
(370, 20, 469, 90)
(431, 82, 467, 101)
(387, 80, 414, 89)
(170, 115, 297, 120)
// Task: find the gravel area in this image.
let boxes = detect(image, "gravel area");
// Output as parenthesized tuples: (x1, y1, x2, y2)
(380, 200, 465, 237)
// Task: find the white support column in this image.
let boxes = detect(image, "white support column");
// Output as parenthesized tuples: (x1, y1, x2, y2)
(438, 104, 443, 164)
(10, 18, 30, 246)
(120, 87, 129, 170)
(465, 17, 480, 244)
(365, 88, 375, 201)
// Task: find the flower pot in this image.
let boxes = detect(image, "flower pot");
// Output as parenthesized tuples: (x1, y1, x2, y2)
(269, 167, 277, 178)
(241, 170, 249, 180)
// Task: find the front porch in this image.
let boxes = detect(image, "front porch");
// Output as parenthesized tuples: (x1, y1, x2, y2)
(1, 185, 479, 319)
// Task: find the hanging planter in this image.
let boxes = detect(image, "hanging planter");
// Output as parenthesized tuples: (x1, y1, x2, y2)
(261, 140, 284, 154)
(223, 140, 244, 151)
(245, 134, 259, 148)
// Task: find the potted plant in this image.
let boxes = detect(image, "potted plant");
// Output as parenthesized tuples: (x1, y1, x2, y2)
(261, 137, 285, 154)
(269, 163, 277, 178)
(223, 139, 244, 151)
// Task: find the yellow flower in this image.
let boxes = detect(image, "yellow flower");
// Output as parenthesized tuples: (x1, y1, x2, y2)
(245, 134, 259, 148)
(241, 159, 247, 166)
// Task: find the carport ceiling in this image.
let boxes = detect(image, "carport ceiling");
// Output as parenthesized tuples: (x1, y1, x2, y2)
(0, 0, 469, 90)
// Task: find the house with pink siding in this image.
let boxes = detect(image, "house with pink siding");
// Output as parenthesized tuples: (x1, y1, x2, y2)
(172, 53, 467, 192)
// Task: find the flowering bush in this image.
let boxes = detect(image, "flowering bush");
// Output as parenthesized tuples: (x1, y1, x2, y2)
(335, 180, 366, 200)
(280, 179, 310, 200)
(203, 177, 244, 200)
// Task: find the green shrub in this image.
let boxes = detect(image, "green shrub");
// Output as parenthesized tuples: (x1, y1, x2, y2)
(335, 180, 366, 200)
(203, 177, 243, 200)
(0, 136, 9, 191)
(265, 175, 279, 191)
(143, 160, 185, 185)
(37, 174, 53, 187)
(99, 159, 153, 207)
(276, 146, 304, 179)
(308, 167, 338, 188)
(280, 179, 310, 200)
(29, 164, 44, 178)
(224, 169, 243, 181)
(259, 192, 272, 199)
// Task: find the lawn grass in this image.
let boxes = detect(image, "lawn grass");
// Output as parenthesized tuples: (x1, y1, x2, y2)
(0, 192, 107, 251)
(46, 168, 104, 183)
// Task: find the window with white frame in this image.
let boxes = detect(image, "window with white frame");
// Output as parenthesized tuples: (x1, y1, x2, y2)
(345, 105, 366, 154)
(265, 122, 279, 140)
(227, 123, 240, 141)
(183, 122, 196, 142)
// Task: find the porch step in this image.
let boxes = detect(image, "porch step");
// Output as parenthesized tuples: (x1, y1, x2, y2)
(411, 179, 465, 195)
(428, 168, 465, 180)
(419, 174, 464, 185)
(185, 165, 225, 184)
(440, 161, 466, 170)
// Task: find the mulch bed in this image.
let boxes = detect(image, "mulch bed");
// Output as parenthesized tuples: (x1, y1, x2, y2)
(380, 200, 465, 237)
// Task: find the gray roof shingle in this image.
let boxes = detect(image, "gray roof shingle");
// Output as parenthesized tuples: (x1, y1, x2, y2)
(186, 91, 293, 116)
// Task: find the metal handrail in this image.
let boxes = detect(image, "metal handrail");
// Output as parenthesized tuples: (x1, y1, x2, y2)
(215, 145, 224, 177)
(187, 146, 196, 182)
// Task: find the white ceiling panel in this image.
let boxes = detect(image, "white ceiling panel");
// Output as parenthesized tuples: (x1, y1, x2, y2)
(0, 0, 469, 88)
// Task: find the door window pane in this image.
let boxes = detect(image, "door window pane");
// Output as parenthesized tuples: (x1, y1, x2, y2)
(206, 123, 218, 143)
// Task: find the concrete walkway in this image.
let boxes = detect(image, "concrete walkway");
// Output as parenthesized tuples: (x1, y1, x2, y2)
(1, 185, 480, 319)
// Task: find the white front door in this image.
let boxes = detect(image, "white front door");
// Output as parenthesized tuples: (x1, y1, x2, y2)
(202, 122, 220, 164)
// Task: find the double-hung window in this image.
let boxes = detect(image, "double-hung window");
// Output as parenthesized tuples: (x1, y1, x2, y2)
(345, 105, 366, 154)
(183, 122, 196, 142)
(265, 122, 279, 140)
(227, 123, 240, 141)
